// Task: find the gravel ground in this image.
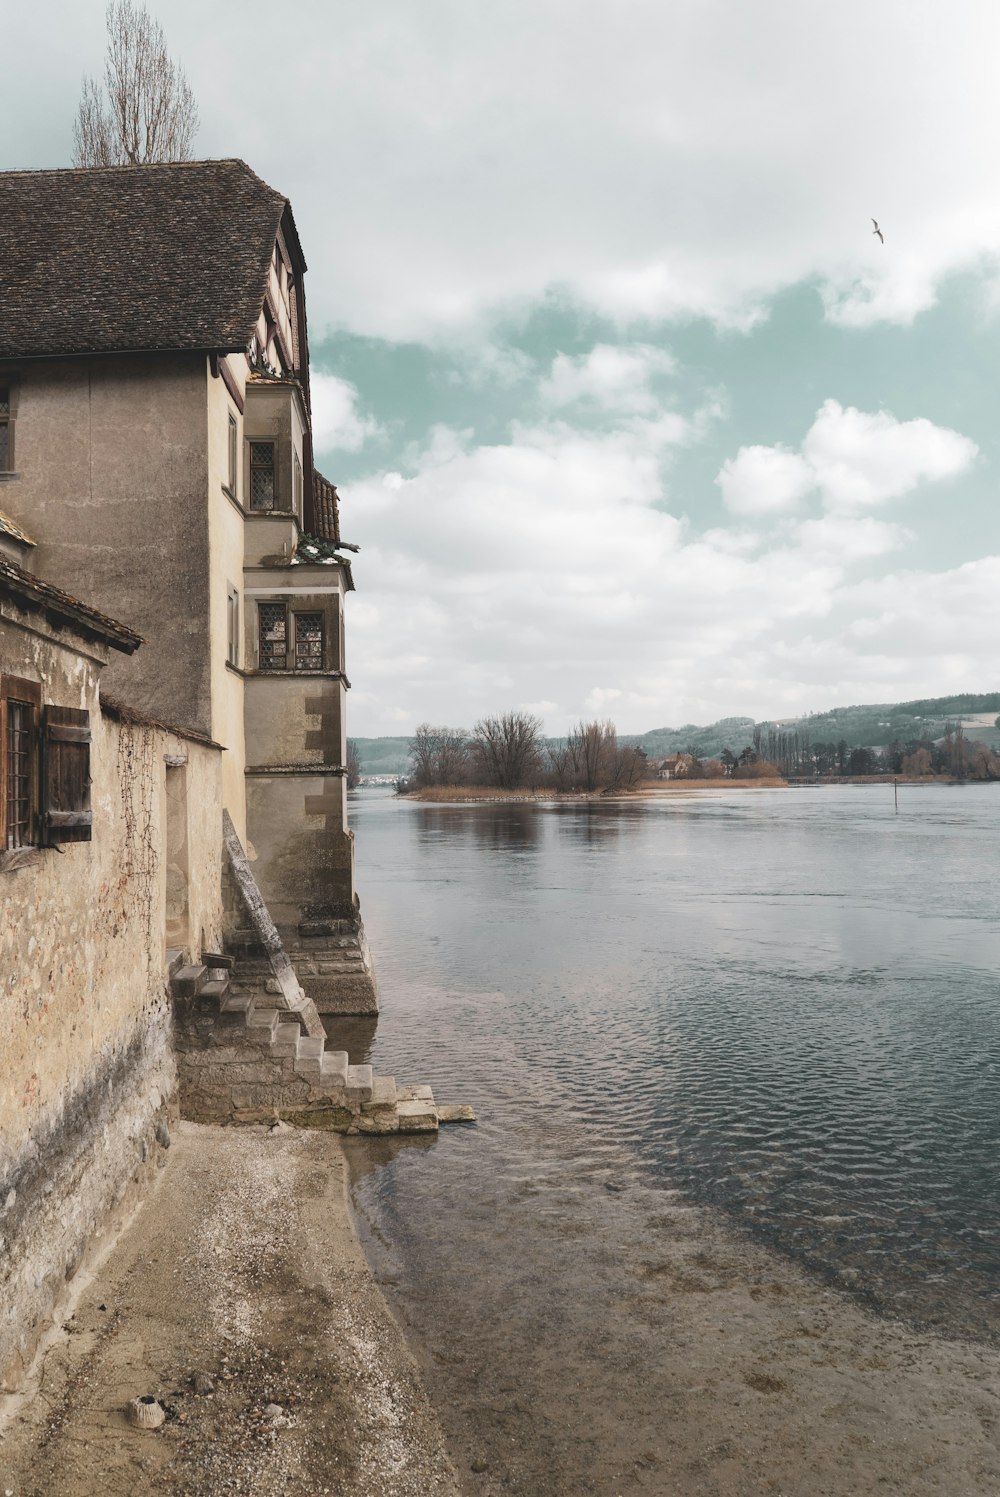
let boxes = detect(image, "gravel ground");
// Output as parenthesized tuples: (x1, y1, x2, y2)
(0, 1121, 462, 1497)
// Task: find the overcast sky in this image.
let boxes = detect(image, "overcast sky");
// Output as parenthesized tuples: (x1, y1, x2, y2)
(6, 1, 1000, 734)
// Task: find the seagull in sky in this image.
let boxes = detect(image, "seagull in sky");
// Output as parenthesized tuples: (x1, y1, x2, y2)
(872, 218, 884, 243)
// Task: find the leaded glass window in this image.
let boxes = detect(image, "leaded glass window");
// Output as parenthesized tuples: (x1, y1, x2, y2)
(258, 603, 287, 670)
(249, 441, 275, 511)
(294, 613, 324, 671)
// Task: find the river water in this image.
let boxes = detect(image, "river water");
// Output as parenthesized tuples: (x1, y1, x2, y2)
(332, 785, 1000, 1491)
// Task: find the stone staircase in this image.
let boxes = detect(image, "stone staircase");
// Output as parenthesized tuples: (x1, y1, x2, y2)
(169, 953, 442, 1135)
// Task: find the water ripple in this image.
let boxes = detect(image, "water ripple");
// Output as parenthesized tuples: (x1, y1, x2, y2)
(336, 785, 1000, 1341)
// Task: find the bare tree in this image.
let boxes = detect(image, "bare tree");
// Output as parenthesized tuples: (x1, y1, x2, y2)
(73, 2, 199, 167)
(408, 725, 470, 787)
(567, 720, 617, 791)
(604, 743, 647, 791)
(346, 739, 362, 791)
(471, 711, 544, 790)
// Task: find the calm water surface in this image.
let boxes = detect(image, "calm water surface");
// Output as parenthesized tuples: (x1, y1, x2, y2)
(335, 785, 1000, 1352)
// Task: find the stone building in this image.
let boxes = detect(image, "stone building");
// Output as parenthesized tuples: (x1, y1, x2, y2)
(0, 532, 225, 1389)
(0, 158, 374, 1014)
(0, 528, 438, 1394)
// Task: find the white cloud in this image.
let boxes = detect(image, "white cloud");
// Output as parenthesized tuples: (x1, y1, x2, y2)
(310, 372, 384, 455)
(10, 4, 1000, 339)
(540, 344, 676, 415)
(802, 401, 978, 508)
(716, 444, 813, 516)
(718, 401, 977, 517)
(794, 515, 910, 562)
(335, 380, 996, 735)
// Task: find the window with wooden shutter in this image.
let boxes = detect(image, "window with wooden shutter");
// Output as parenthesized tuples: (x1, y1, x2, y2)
(42, 705, 92, 844)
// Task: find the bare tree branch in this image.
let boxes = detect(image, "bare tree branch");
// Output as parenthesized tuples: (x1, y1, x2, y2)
(471, 712, 544, 791)
(73, 2, 199, 167)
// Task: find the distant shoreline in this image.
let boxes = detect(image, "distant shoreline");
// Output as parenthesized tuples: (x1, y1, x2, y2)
(401, 778, 787, 802)
(398, 775, 990, 802)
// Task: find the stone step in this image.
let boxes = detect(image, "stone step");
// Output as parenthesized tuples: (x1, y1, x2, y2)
(199, 975, 231, 1005)
(172, 963, 209, 999)
(271, 1022, 301, 1057)
(345, 1063, 373, 1102)
(295, 1035, 325, 1062)
(321, 1050, 349, 1084)
(397, 1084, 435, 1104)
(245, 1008, 279, 1042)
(363, 1075, 398, 1111)
(202, 951, 235, 971)
(297, 920, 359, 938)
(220, 995, 253, 1018)
(358, 1075, 400, 1135)
(397, 1098, 439, 1133)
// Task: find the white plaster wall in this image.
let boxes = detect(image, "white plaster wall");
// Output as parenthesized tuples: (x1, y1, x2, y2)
(206, 355, 248, 840)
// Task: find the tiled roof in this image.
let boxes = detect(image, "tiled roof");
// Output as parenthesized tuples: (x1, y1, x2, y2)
(0, 556, 142, 653)
(0, 159, 294, 360)
(0, 509, 35, 547)
(313, 470, 342, 544)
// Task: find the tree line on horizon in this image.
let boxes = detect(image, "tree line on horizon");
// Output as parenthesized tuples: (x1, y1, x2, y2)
(402, 714, 649, 792)
(749, 721, 1000, 782)
(379, 714, 1000, 791)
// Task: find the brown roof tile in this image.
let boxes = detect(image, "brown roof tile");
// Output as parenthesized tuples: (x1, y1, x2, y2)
(0, 159, 296, 360)
(313, 470, 342, 545)
(0, 508, 35, 547)
(0, 556, 142, 653)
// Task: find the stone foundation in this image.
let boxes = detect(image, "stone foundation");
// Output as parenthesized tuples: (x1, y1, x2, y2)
(279, 917, 379, 1016)
(0, 1008, 176, 1392)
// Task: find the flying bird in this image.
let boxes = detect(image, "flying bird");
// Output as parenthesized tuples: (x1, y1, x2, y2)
(872, 218, 884, 243)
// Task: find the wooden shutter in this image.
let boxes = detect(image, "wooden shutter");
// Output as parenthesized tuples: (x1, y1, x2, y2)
(42, 705, 92, 844)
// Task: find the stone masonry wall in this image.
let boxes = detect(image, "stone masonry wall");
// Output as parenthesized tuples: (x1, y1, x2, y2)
(0, 592, 224, 1389)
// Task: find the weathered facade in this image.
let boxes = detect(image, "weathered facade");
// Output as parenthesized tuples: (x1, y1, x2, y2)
(0, 159, 374, 1013)
(0, 551, 224, 1390)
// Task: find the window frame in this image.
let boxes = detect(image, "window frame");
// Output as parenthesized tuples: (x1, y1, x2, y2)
(226, 412, 238, 497)
(1, 676, 41, 850)
(293, 450, 303, 519)
(293, 611, 324, 673)
(248, 439, 277, 512)
(227, 584, 240, 668)
(0, 381, 18, 474)
(257, 601, 288, 671)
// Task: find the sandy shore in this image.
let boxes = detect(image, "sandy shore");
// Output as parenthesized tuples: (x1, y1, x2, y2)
(4, 1120, 1000, 1496)
(0, 1122, 460, 1497)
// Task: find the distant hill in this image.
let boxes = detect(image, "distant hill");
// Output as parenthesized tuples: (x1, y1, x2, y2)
(621, 716, 758, 760)
(351, 694, 1000, 775)
(349, 736, 412, 776)
(621, 694, 1000, 759)
(754, 692, 1000, 751)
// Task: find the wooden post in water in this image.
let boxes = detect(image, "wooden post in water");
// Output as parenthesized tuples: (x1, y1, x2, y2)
(894, 776, 899, 813)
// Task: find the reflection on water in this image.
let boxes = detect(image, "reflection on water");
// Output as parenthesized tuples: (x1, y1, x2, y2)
(336, 786, 1000, 1340)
